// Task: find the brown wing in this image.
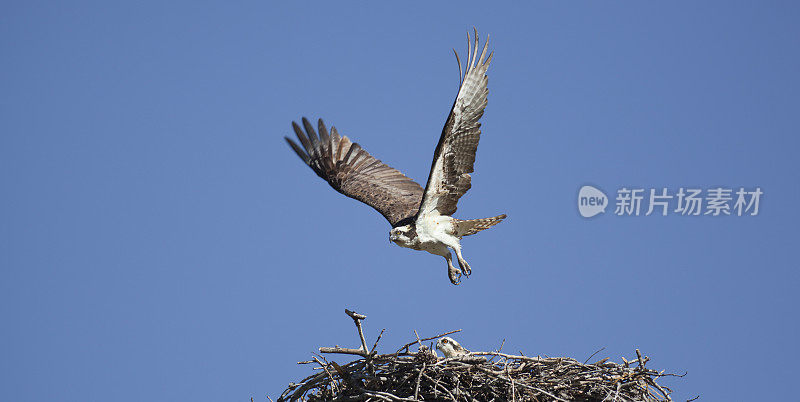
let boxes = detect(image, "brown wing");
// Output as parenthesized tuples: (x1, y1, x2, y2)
(285, 117, 424, 227)
(418, 29, 493, 219)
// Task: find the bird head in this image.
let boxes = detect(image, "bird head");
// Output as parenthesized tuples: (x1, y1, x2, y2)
(436, 336, 468, 358)
(389, 224, 416, 247)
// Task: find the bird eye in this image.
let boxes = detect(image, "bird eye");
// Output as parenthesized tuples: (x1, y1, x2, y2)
(442, 339, 448, 343)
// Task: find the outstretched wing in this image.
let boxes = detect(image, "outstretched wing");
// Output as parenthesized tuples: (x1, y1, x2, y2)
(285, 117, 424, 227)
(418, 29, 493, 219)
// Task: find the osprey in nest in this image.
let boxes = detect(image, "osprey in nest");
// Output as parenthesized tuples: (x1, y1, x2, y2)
(285, 30, 505, 285)
(436, 337, 470, 358)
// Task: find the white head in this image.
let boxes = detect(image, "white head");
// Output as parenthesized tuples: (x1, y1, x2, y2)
(436, 336, 468, 358)
(389, 224, 417, 248)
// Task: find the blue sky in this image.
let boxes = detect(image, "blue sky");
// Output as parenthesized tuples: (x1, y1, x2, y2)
(2, 2, 799, 401)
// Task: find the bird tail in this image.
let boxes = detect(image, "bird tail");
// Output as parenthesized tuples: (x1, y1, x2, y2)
(454, 214, 507, 238)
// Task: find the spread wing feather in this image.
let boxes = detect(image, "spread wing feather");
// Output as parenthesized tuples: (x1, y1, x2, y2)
(285, 117, 424, 227)
(418, 29, 493, 219)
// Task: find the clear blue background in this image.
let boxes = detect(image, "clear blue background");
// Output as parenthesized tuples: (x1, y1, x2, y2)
(3, 2, 798, 401)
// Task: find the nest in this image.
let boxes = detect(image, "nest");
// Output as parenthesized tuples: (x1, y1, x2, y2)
(276, 310, 681, 402)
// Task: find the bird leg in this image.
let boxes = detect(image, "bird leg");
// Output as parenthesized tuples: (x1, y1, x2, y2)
(444, 252, 461, 285)
(454, 248, 471, 277)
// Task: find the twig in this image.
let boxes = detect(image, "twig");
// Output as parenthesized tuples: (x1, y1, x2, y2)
(318, 309, 375, 359)
(422, 372, 457, 401)
(371, 328, 386, 353)
(319, 346, 369, 357)
(645, 375, 672, 401)
(396, 329, 462, 354)
(311, 356, 338, 394)
(345, 309, 371, 357)
(487, 339, 506, 364)
(584, 347, 606, 364)
(414, 362, 426, 400)
(470, 351, 545, 363)
(506, 362, 516, 402)
(636, 349, 645, 370)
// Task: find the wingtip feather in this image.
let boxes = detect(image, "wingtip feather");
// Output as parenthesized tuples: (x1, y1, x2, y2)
(466, 30, 474, 71)
(292, 121, 311, 151)
(317, 119, 330, 143)
(478, 33, 489, 65)
(302, 117, 318, 144)
(285, 136, 310, 164)
(453, 48, 463, 86)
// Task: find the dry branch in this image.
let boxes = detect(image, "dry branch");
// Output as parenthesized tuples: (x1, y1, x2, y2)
(278, 310, 682, 402)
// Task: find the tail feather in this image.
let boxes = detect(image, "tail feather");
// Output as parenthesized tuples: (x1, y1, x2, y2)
(455, 214, 506, 238)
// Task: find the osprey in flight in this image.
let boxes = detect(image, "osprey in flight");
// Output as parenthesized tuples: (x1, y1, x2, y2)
(285, 30, 505, 285)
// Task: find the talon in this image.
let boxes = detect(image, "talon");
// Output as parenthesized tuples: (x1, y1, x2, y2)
(448, 267, 462, 285)
(457, 257, 472, 277)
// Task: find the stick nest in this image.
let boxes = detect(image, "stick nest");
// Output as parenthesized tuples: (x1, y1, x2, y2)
(277, 310, 681, 401)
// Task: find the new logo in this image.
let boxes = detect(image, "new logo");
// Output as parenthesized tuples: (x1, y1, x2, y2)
(578, 185, 608, 218)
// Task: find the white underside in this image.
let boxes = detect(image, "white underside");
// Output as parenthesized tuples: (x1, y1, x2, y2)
(390, 212, 471, 283)
(416, 213, 460, 256)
